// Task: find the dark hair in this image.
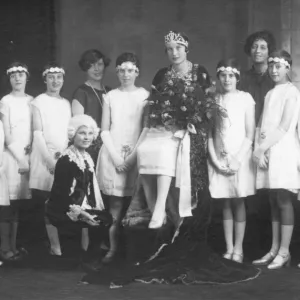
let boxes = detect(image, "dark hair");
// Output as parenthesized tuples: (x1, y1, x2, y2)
(115, 52, 140, 70)
(78, 49, 111, 72)
(42, 62, 65, 79)
(216, 58, 241, 80)
(244, 30, 276, 56)
(268, 50, 292, 67)
(165, 30, 189, 53)
(7, 61, 30, 79)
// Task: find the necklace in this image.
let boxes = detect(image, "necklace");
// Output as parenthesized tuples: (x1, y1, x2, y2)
(86, 81, 107, 108)
(171, 61, 192, 79)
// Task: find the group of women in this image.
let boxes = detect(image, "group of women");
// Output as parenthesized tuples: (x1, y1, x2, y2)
(0, 28, 300, 285)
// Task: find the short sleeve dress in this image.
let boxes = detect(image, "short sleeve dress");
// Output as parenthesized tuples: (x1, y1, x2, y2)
(96, 88, 149, 197)
(208, 91, 256, 199)
(256, 82, 300, 193)
(0, 94, 33, 200)
(30, 93, 71, 192)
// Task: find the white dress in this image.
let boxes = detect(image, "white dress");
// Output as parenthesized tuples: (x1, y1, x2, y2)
(30, 93, 71, 192)
(97, 88, 149, 197)
(256, 82, 300, 193)
(0, 121, 9, 205)
(208, 91, 256, 199)
(0, 94, 32, 200)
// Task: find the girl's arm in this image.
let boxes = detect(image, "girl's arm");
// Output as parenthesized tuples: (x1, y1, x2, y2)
(100, 95, 124, 167)
(122, 101, 150, 171)
(32, 105, 56, 172)
(253, 96, 297, 165)
(208, 128, 228, 174)
(0, 104, 29, 172)
(71, 99, 84, 115)
(229, 98, 255, 171)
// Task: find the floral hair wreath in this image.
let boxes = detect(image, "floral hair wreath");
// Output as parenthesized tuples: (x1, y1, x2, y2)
(42, 67, 65, 77)
(164, 31, 189, 48)
(7, 66, 28, 75)
(268, 57, 290, 68)
(116, 61, 139, 73)
(216, 66, 240, 75)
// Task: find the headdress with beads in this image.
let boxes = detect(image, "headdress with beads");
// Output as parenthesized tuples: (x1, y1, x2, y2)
(164, 31, 189, 48)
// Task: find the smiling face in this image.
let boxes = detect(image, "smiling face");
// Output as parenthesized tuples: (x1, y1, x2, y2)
(45, 72, 64, 93)
(218, 70, 238, 93)
(166, 41, 187, 66)
(268, 61, 289, 84)
(250, 39, 269, 64)
(116, 62, 139, 88)
(10, 71, 27, 92)
(87, 58, 105, 82)
(73, 125, 94, 151)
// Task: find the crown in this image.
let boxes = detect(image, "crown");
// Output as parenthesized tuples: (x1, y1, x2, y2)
(164, 31, 188, 47)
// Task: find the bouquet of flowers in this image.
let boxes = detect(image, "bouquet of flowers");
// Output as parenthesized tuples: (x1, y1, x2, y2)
(148, 64, 226, 135)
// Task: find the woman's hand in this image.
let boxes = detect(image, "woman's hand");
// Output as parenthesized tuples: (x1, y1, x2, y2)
(118, 153, 136, 172)
(228, 157, 241, 173)
(111, 154, 124, 169)
(18, 159, 30, 174)
(253, 147, 265, 165)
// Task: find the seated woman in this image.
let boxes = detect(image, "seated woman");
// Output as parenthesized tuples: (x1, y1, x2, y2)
(45, 115, 112, 259)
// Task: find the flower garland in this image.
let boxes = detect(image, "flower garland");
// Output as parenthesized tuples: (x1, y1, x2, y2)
(62, 145, 94, 173)
(148, 63, 225, 135)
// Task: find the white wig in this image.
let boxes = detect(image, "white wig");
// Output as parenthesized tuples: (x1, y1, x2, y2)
(68, 114, 99, 141)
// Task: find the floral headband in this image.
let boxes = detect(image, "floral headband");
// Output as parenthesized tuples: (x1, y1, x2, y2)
(268, 57, 290, 68)
(116, 61, 139, 73)
(7, 66, 28, 75)
(42, 67, 65, 77)
(216, 66, 240, 75)
(164, 31, 189, 48)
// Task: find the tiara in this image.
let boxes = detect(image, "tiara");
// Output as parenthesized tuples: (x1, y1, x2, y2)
(164, 31, 188, 47)
(43, 67, 65, 77)
(216, 66, 240, 75)
(268, 57, 290, 68)
(7, 66, 28, 75)
(116, 62, 139, 72)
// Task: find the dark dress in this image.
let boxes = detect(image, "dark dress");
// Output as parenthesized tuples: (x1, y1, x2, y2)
(239, 67, 274, 125)
(46, 147, 112, 231)
(82, 64, 261, 287)
(72, 84, 111, 163)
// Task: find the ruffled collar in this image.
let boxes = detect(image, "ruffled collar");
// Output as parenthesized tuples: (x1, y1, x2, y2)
(62, 145, 94, 173)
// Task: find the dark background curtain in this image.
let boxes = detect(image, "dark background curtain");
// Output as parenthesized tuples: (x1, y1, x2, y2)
(0, 0, 55, 97)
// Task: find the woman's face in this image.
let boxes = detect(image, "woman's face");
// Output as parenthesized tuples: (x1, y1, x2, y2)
(166, 41, 187, 66)
(250, 39, 269, 64)
(87, 58, 105, 82)
(10, 71, 27, 92)
(73, 126, 94, 151)
(268, 61, 289, 84)
(45, 72, 64, 93)
(117, 62, 138, 88)
(218, 70, 238, 93)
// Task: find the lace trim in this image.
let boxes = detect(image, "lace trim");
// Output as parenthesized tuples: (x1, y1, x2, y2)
(62, 145, 94, 173)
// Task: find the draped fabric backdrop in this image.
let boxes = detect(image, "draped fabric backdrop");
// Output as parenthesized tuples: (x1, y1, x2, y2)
(0, 0, 55, 98)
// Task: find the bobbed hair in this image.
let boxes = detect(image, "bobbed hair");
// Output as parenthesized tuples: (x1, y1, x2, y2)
(7, 61, 30, 79)
(78, 49, 111, 72)
(268, 49, 292, 67)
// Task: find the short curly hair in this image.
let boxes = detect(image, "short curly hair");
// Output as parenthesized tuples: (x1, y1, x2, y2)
(78, 49, 111, 72)
(244, 30, 276, 56)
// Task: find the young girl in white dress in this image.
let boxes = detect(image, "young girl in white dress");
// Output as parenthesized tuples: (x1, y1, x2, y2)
(97, 53, 149, 263)
(252, 50, 300, 269)
(0, 62, 33, 261)
(30, 63, 71, 256)
(208, 59, 256, 263)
